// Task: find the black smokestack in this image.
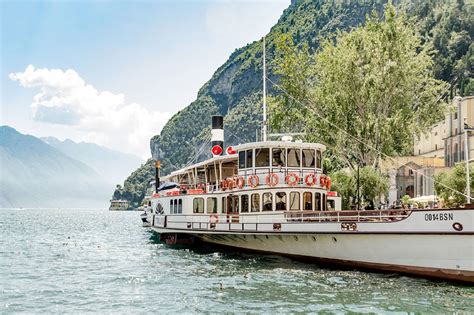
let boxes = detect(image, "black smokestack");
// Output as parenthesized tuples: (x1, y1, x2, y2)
(211, 115, 224, 156)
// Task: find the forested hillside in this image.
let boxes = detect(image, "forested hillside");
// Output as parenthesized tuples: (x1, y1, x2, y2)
(114, 0, 473, 208)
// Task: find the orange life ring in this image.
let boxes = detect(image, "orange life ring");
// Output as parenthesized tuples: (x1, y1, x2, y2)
(305, 173, 317, 186)
(266, 173, 279, 187)
(236, 176, 245, 188)
(209, 214, 219, 223)
(326, 177, 332, 190)
(248, 175, 259, 188)
(221, 180, 228, 190)
(227, 178, 235, 190)
(286, 173, 299, 187)
(320, 175, 326, 187)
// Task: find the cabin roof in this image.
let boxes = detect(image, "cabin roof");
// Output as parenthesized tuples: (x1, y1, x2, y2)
(234, 141, 326, 151)
(161, 141, 326, 181)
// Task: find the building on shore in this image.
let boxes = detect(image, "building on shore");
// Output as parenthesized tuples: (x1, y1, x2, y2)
(109, 199, 129, 211)
(414, 96, 474, 166)
(381, 96, 473, 205)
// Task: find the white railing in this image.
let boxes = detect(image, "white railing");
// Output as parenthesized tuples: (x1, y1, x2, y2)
(284, 210, 410, 223)
(161, 210, 411, 229)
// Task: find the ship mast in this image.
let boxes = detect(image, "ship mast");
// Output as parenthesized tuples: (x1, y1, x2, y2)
(262, 36, 267, 142)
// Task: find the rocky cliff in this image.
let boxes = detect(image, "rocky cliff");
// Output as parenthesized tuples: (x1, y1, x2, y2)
(115, 0, 473, 207)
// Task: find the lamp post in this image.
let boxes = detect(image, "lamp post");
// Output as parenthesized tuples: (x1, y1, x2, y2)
(357, 164, 360, 210)
(155, 160, 161, 193)
(463, 122, 474, 203)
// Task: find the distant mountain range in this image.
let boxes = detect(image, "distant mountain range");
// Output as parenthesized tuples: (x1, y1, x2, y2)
(41, 136, 143, 185)
(0, 126, 143, 208)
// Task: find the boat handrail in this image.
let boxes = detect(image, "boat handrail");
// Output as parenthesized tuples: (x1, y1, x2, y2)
(284, 209, 410, 223)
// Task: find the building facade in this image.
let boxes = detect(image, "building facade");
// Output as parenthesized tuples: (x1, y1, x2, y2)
(414, 96, 474, 166)
(382, 96, 473, 205)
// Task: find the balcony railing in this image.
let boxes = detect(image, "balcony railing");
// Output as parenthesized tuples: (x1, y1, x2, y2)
(284, 209, 410, 223)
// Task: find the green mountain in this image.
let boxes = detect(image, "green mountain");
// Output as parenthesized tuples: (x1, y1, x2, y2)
(0, 126, 111, 208)
(115, 0, 473, 207)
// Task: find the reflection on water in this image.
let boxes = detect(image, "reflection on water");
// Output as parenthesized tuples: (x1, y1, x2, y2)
(1, 209, 473, 313)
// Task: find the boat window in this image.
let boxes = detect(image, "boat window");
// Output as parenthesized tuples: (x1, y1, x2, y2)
(238, 151, 245, 169)
(255, 148, 270, 167)
(231, 196, 239, 213)
(322, 194, 327, 211)
(289, 192, 300, 210)
(169, 200, 173, 214)
(174, 199, 178, 214)
(207, 197, 217, 213)
(178, 199, 182, 214)
(316, 150, 322, 169)
(275, 192, 287, 211)
(327, 199, 335, 211)
(246, 150, 253, 168)
(193, 198, 204, 213)
(287, 149, 301, 167)
(251, 194, 260, 212)
(272, 148, 286, 167)
(302, 149, 315, 168)
(222, 197, 226, 213)
(303, 192, 313, 210)
(263, 193, 272, 211)
(241, 195, 249, 213)
(315, 193, 321, 211)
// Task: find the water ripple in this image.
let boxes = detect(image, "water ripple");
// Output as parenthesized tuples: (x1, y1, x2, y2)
(0, 209, 473, 314)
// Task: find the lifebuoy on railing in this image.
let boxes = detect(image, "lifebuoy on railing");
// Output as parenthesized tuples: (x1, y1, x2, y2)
(326, 177, 332, 190)
(305, 173, 317, 186)
(236, 176, 245, 188)
(266, 173, 279, 187)
(320, 175, 327, 188)
(221, 180, 228, 191)
(286, 173, 299, 187)
(248, 175, 259, 188)
(209, 214, 219, 224)
(227, 177, 235, 190)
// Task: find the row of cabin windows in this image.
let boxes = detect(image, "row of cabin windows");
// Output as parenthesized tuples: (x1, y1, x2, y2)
(170, 199, 183, 214)
(192, 192, 328, 214)
(238, 148, 322, 169)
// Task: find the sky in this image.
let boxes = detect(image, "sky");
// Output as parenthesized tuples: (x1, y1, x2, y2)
(1, 0, 289, 158)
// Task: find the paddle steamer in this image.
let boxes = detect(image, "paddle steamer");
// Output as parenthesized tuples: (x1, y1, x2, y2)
(142, 38, 473, 283)
(141, 114, 474, 283)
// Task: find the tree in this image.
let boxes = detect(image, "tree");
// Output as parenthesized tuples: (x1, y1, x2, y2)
(400, 195, 412, 207)
(269, 33, 315, 134)
(434, 162, 474, 207)
(270, 3, 448, 170)
(330, 166, 389, 210)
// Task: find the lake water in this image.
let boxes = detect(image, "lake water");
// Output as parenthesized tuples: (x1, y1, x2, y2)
(1, 209, 473, 313)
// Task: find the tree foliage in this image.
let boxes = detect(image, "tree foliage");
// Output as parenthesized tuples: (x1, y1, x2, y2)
(271, 3, 448, 169)
(270, 34, 315, 134)
(412, 0, 473, 96)
(330, 167, 389, 209)
(434, 162, 474, 208)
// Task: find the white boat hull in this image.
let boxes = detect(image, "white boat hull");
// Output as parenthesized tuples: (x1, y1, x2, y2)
(195, 232, 473, 282)
(150, 208, 474, 283)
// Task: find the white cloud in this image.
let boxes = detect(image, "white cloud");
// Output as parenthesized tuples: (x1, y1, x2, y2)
(10, 65, 170, 158)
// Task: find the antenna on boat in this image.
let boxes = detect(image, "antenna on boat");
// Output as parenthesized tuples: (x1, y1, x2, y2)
(262, 36, 267, 142)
